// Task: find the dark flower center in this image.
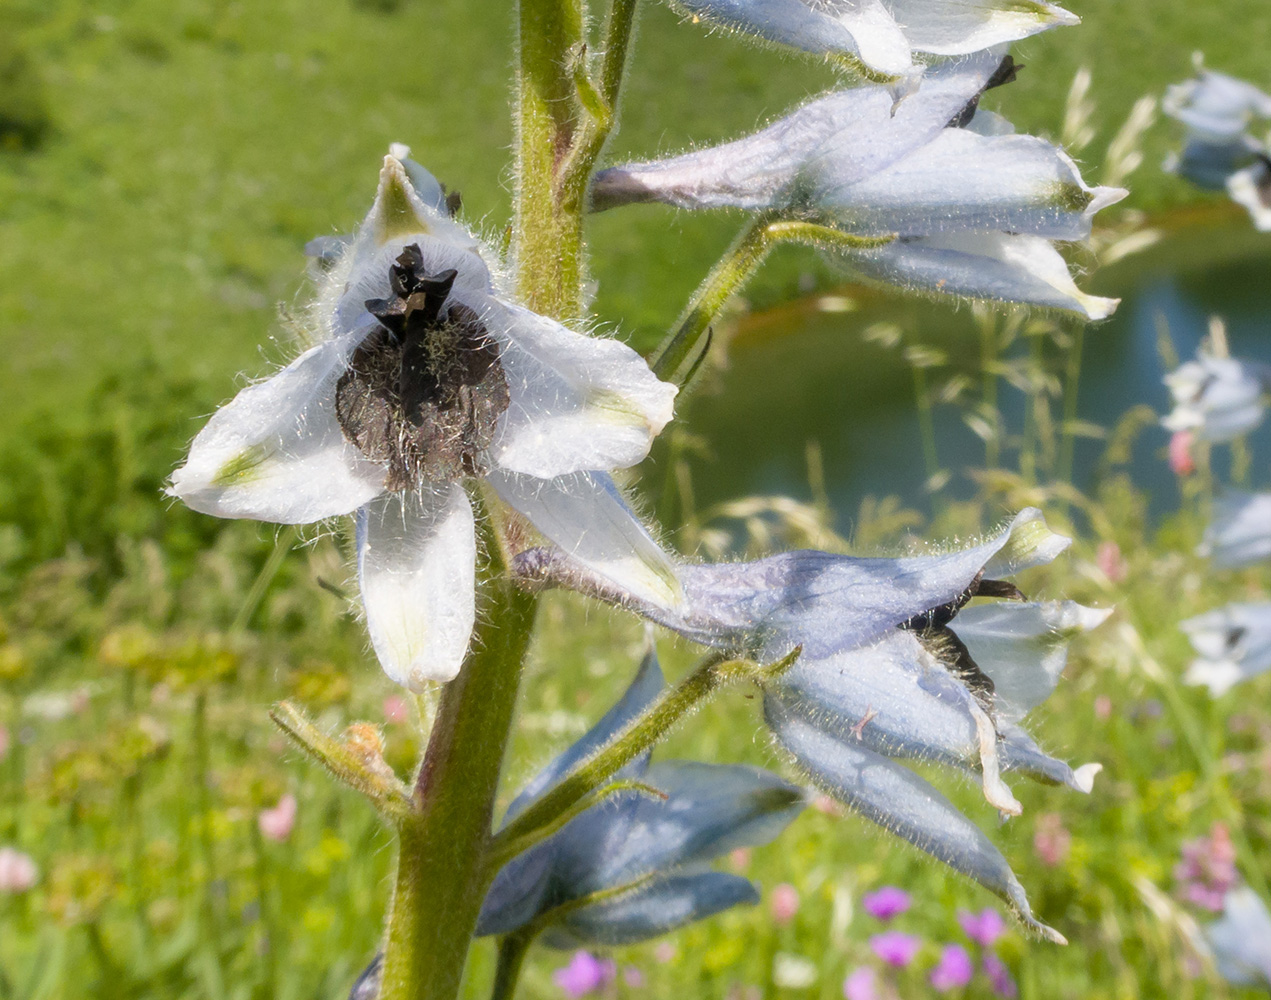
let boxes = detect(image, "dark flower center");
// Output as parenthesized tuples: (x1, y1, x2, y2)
(335, 244, 511, 489)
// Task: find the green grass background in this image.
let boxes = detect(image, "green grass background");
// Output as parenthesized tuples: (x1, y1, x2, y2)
(3, 1, 1271, 998)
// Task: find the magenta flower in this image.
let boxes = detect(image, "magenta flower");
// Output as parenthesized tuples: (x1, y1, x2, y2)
(869, 931, 921, 968)
(842, 966, 879, 1000)
(958, 908, 1006, 947)
(553, 952, 616, 998)
(982, 953, 1018, 998)
(862, 886, 911, 921)
(929, 945, 974, 992)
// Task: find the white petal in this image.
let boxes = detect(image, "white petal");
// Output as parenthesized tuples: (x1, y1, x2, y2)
(357, 486, 476, 688)
(836, 231, 1120, 319)
(361, 150, 478, 250)
(885, 0, 1078, 56)
(1227, 160, 1271, 232)
(482, 301, 677, 478)
(169, 334, 387, 523)
(1181, 602, 1271, 696)
(954, 600, 1111, 722)
(830, 0, 913, 77)
(814, 127, 1124, 239)
(1162, 355, 1268, 442)
(1200, 491, 1271, 569)
(490, 470, 683, 611)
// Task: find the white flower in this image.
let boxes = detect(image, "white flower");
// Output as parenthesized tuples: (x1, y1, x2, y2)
(1162, 353, 1271, 443)
(170, 148, 679, 689)
(1181, 602, 1271, 696)
(1163, 64, 1271, 147)
(592, 52, 1124, 319)
(1199, 491, 1271, 569)
(667, 0, 1077, 83)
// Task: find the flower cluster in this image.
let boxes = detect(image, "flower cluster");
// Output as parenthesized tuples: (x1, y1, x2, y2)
(1164, 57, 1271, 231)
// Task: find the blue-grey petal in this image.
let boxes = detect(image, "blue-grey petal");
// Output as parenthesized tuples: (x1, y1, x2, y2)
(541, 871, 760, 949)
(998, 724, 1100, 793)
(767, 698, 1064, 942)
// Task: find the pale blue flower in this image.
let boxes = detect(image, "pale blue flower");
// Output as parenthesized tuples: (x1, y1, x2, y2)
(1205, 888, 1271, 988)
(477, 646, 806, 947)
(665, 0, 1077, 83)
(593, 52, 1123, 319)
(1200, 491, 1271, 569)
(1181, 602, 1271, 696)
(170, 147, 678, 688)
(1162, 354, 1271, 443)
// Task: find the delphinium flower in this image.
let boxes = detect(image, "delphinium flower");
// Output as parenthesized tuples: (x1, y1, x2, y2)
(1174, 823, 1239, 913)
(592, 50, 1124, 320)
(1202, 887, 1271, 988)
(1163, 58, 1271, 231)
(929, 944, 974, 992)
(520, 508, 1108, 939)
(553, 952, 616, 998)
(169, 147, 678, 689)
(1199, 491, 1271, 569)
(1180, 603, 1271, 696)
(862, 886, 911, 921)
(663, 0, 1077, 87)
(1161, 351, 1271, 444)
(476, 645, 805, 948)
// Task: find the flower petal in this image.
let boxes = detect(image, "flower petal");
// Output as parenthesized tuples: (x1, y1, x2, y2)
(1201, 491, 1271, 569)
(491, 471, 684, 611)
(1227, 158, 1271, 232)
(884, 0, 1078, 55)
(1205, 888, 1271, 987)
(1162, 356, 1269, 442)
(812, 127, 1124, 239)
(1181, 602, 1271, 696)
(953, 600, 1111, 723)
(357, 485, 476, 688)
(169, 335, 387, 523)
(767, 699, 1064, 943)
(835, 231, 1120, 319)
(482, 301, 678, 478)
(542, 872, 759, 949)
(590, 49, 1007, 212)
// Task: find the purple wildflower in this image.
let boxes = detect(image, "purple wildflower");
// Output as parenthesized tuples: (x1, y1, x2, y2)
(869, 931, 921, 968)
(862, 887, 911, 921)
(552, 952, 616, 998)
(929, 945, 974, 992)
(958, 908, 1006, 947)
(982, 953, 1018, 999)
(842, 966, 879, 1000)
(1174, 822, 1238, 913)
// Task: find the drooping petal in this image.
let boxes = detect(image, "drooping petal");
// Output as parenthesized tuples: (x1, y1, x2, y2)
(481, 301, 677, 479)
(1181, 602, 1271, 696)
(953, 600, 1111, 722)
(356, 485, 476, 688)
(590, 50, 1007, 212)
(834, 232, 1120, 320)
(542, 871, 760, 949)
(1164, 70, 1271, 145)
(998, 724, 1100, 794)
(1226, 158, 1271, 232)
(1200, 491, 1271, 569)
(810, 127, 1125, 239)
(504, 641, 664, 823)
(1205, 888, 1271, 987)
(169, 333, 388, 522)
(491, 470, 684, 612)
(767, 699, 1064, 942)
(883, 0, 1077, 55)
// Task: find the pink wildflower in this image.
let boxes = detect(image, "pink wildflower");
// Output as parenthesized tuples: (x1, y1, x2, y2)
(258, 793, 298, 843)
(958, 908, 1005, 947)
(0, 847, 38, 893)
(622, 966, 645, 989)
(1175, 822, 1238, 912)
(1033, 813, 1072, 868)
(1169, 430, 1196, 476)
(982, 953, 1018, 998)
(552, 952, 615, 998)
(1094, 695, 1113, 721)
(1096, 540, 1126, 582)
(869, 931, 920, 968)
(770, 883, 800, 926)
(383, 695, 410, 724)
(0, 724, 8, 762)
(929, 945, 974, 992)
(842, 967, 879, 1000)
(729, 847, 752, 871)
(653, 942, 677, 964)
(862, 886, 911, 921)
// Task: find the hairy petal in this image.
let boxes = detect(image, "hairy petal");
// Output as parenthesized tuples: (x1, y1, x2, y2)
(482, 301, 678, 479)
(884, 0, 1078, 54)
(356, 485, 476, 688)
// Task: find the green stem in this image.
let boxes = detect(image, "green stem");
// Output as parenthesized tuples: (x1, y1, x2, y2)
(231, 528, 294, 633)
(912, 364, 938, 484)
(1057, 322, 1084, 503)
(376, 535, 538, 1000)
(490, 933, 534, 1000)
(979, 312, 1000, 470)
(515, 0, 585, 319)
(495, 648, 799, 855)
(651, 215, 891, 383)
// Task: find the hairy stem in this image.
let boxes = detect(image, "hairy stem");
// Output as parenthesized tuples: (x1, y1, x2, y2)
(376, 535, 538, 1000)
(515, 0, 585, 319)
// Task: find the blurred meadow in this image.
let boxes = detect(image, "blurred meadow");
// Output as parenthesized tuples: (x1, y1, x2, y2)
(3, 1, 1271, 998)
